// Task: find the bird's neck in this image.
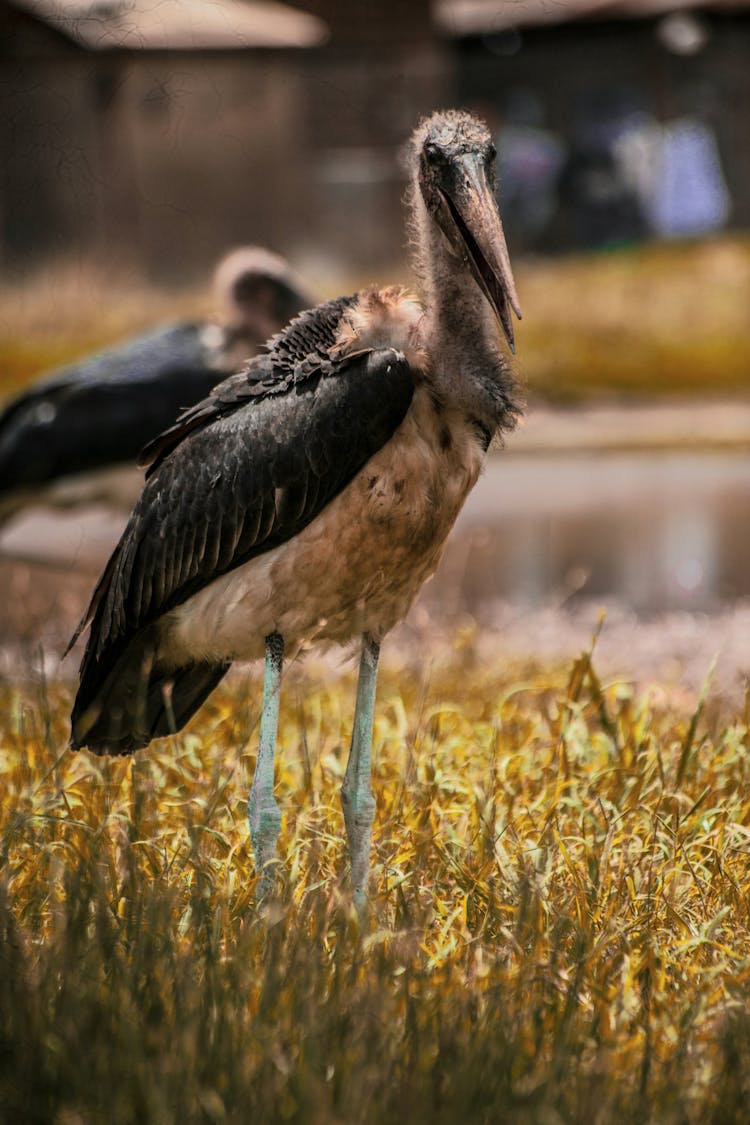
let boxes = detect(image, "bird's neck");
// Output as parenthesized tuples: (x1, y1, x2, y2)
(410, 192, 520, 437)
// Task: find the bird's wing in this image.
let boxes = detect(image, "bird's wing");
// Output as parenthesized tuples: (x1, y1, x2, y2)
(0, 325, 222, 492)
(139, 295, 361, 474)
(70, 296, 416, 669)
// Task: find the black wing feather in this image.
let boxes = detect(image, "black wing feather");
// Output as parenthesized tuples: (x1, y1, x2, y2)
(139, 296, 359, 475)
(107, 348, 413, 638)
(71, 295, 415, 753)
(0, 325, 225, 495)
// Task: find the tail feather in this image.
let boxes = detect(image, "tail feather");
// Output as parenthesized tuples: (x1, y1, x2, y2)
(71, 634, 229, 755)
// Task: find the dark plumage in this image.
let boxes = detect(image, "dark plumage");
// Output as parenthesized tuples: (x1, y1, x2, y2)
(0, 324, 218, 498)
(0, 247, 312, 521)
(69, 297, 413, 753)
(69, 110, 523, 908)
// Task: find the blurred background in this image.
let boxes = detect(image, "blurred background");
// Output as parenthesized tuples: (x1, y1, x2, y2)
(1, 0, 748, 695)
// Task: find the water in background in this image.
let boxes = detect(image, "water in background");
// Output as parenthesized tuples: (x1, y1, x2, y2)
(437, 451, 750, 615)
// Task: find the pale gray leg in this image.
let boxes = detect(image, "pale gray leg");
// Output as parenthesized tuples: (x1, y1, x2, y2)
(341, 633, 380, 915)
(247, 632, 284, 899)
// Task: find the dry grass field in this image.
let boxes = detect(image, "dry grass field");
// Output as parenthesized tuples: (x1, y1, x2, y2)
(1, 235, 749, 403)
(1, 635, 749, 1123)
(516, 236, 750, 401)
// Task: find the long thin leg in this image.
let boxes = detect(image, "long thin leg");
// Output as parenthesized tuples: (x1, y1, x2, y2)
(248, 632, 284, 899)
(341, 633, 380, 915)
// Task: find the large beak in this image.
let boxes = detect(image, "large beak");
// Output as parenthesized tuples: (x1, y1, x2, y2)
(437, 155, 522, 353)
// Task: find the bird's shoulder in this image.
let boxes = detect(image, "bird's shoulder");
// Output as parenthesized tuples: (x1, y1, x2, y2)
(139, 291, 420, 475)
(266, 292, 361, 376)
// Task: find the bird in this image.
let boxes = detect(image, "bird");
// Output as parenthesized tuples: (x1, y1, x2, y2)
(67, 110, 523, 912)
(0, 247, 313, 523)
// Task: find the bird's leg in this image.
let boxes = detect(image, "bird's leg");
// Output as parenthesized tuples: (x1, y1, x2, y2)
(248, 632, 284, 899)
(341, 633, 380, 916)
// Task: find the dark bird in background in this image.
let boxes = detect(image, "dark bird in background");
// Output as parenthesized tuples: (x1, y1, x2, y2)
(68, 110, 523, 911)
(0, 247, 313, 523)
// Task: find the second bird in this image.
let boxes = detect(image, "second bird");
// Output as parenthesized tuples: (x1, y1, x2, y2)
(0, 247, 312, 521)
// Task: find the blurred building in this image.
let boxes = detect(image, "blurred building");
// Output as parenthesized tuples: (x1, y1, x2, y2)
(444, 0, 746, 252)
(0, 0, 328, 278)
(1, 0, 748, 278)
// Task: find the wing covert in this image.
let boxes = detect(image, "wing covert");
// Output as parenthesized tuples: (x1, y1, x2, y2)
(79, 345, 415, 665)
(139, 295, 360, 475)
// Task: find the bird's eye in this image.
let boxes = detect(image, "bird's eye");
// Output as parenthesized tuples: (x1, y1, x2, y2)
(424, 142, 441, 164)
(487, 142, 497, 163)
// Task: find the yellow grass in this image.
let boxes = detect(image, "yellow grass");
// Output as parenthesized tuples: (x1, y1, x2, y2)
(0, 261, 210, 398)
(1, 637, 749, 1121)
(1, 236, 749, 404)
(514, 236, 750, 401)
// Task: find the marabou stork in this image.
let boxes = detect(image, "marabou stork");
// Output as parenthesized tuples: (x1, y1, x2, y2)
(68, 111, 522, 910)
(0, 247, 312, 522)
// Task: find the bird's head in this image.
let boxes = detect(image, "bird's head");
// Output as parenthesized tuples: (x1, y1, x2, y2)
(213, 246, 313, 341)
(414, 110, 522, 353)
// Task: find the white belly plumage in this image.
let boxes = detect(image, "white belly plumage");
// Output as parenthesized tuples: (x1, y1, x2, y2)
(158, 390, 484, 667)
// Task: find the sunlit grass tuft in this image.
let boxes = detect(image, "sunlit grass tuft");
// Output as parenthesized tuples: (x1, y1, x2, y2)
(1, 646, 749, 1122)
